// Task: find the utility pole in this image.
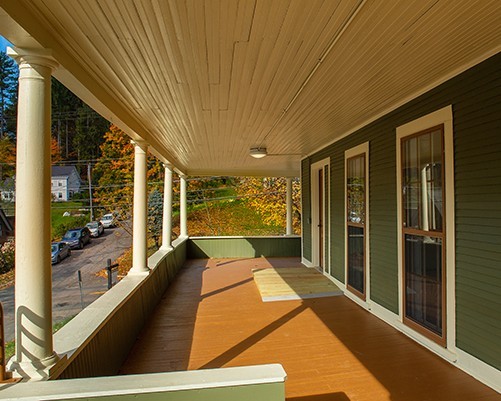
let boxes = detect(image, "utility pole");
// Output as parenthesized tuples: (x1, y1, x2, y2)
(87, 162, 94, 222)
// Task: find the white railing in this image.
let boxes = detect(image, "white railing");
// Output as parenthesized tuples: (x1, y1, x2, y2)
(0, 364, 287, 401)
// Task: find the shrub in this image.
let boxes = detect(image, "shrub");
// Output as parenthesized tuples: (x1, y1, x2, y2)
(0, 240, 15, 274)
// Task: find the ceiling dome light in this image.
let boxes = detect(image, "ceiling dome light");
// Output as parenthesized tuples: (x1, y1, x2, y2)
(250, 147, 267, 159)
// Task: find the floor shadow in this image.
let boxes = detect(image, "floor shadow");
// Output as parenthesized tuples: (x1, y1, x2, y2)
(201, 277, 254, 300)
(200, 305, 307, 369)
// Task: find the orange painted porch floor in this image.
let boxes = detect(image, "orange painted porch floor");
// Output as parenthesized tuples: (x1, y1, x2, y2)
(120, 258, 500, 401)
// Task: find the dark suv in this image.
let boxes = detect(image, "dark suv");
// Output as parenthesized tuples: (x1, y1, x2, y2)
(62, 227, 91, 249)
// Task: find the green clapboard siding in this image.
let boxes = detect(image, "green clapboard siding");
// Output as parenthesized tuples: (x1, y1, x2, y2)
(453, 55, 501, 370)
(302, 51, 501, 369)
(187, 236, 301, 259)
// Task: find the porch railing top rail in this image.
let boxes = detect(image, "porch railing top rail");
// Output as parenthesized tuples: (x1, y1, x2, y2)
(0, 364, 287, 401)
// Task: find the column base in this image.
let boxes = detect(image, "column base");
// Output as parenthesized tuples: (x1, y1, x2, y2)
(160, 245, 174, 252)
(7, 352, 61, 381)
(127, 267, 151, 276)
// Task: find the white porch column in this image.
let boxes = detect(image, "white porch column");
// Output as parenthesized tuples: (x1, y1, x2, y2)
(161, 163, 173, 249)
(180, 174, 188, 238)
(286, 177, 293, 235)
(7, 48, 59, 379)
(130, 140, 149, 274)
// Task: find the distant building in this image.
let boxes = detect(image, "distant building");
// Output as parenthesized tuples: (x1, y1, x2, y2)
(0, 166, 83, 202)
(51, 166, 83, 201)
(0, 177, 15, 202)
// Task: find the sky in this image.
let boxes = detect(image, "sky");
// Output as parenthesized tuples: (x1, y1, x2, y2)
(0, 35, 12, 52)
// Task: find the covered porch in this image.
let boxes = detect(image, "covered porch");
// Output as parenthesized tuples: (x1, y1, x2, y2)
(0, 0, 500, 399)
(121, 256, 499, 401)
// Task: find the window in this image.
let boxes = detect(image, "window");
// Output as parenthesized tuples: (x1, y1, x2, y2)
(58, 192, 63, 199)
(345, 143, 369, 301)
(401, 126, 446, 344)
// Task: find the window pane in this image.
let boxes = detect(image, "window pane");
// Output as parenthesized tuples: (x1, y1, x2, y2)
(348, 225, 364, 294)
(347, 155, 365, 224)
(402, 129, 443, 231)
(403, 137, 420, 228)
(404, 234, 443, 336)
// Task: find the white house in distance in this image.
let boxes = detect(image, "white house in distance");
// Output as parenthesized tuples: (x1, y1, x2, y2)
(51, 165, 82, 201)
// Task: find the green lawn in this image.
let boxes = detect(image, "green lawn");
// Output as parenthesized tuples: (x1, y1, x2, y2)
(51, 201, 90, 241)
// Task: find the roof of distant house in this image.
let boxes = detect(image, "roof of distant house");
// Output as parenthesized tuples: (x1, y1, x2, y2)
(52, 165, 81, 180)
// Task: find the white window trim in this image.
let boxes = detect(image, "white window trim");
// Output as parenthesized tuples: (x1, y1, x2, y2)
(309, 158, 330, 272)
(344, 142, 370, 308)
(396, 105, 456, 354)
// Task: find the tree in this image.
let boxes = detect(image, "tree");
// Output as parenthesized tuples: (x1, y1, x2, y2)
(51, 78, 81, 159)
(148, 189, 163, 248)
(51, 137, 62, 163)
(237, 177, 301, 234)
(93, 125, 163, 222)
(0, 51, 18, 138)
(93, 125, 135, 216)
(74, 103, 109, 161)
(0, 135, 15, 180)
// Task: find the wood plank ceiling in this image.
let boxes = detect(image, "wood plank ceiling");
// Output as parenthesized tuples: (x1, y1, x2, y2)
(0, 0, 500, 176)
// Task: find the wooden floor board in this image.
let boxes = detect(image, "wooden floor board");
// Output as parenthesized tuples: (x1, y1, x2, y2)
(120, 258, 500, 401)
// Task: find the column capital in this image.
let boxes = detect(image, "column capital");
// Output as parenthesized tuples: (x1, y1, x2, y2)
(163, 162, 173, 172)
(7, 47, 59, 71)
(131, 139, 148, 153)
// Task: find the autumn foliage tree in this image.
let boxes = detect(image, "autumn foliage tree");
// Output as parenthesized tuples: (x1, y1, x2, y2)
(93, 125, 163, 221)
(237, 177, 301, 234)
(51, 137, 62, 163)
(0, 136, 15, 180)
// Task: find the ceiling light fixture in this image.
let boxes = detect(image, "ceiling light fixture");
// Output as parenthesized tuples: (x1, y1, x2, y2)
(250, 147, 268, 159)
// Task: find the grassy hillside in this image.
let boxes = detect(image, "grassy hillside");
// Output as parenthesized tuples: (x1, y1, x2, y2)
(51, 201, 90, 240)
(184, 198, 285, 237)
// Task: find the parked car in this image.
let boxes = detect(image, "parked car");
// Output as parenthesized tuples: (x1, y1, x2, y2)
(100, 213, 116, 228)
(51, 242, 71, 264)
(62, 227, 91, 249)
(86, 221, 104, 237)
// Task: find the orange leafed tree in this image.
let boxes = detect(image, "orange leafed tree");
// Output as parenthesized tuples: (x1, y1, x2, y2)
(51, 137, 62, 163)
(93, 124, 163, 219)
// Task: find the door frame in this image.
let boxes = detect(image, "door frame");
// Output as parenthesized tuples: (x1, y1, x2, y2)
(310, 158, 330, 273)
(344, 142, 370, 304)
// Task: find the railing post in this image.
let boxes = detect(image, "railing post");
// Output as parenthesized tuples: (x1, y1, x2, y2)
(77, 270, 84, 310)
(107, 259, 113, 290)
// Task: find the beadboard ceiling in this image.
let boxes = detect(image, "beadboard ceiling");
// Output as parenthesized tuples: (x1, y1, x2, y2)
(0, 0, 500, 176)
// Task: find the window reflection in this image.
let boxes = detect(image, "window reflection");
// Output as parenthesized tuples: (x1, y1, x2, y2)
(347, 153, 366, 297)
(401, 126, 444, 340)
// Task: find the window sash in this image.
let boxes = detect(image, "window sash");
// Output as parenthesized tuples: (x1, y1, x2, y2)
(401, 125, 446, 345)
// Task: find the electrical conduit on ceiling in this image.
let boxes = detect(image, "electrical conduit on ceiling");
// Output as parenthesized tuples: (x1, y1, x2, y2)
(260, 0, 368, 146)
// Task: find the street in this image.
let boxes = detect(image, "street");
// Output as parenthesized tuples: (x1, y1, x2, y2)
(0, 226, 132, 342)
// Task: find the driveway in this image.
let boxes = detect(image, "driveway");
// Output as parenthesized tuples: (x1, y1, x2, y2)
(0, 227, 132, 342)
